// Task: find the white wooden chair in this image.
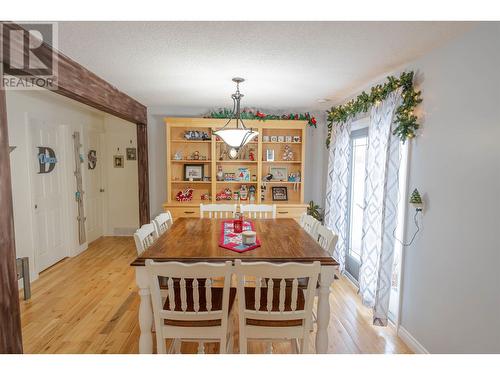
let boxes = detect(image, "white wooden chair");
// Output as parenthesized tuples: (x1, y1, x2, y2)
(298, 212, 307, 227)
(314, 224, 338, 257)
(309, 225, 338, 325)
(200, 204, 237, 219)
(146, 260, 236, 354)
(234, 260, 320, 354)
(240, 204, 276, 219)
(153, 211, 174, 237)
(133, 223, 157, 255)
(302, 215, 319, 237)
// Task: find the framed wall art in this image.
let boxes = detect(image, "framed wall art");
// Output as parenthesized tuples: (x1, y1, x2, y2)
(184, 164, 204, 181)
(126, 147, 137, 160)
(271, 186, 288, 201)
(270, 166, 288, 181)
(113, 155, 124, 168)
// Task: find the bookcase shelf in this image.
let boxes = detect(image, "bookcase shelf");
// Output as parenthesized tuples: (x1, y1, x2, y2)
(163, 117, 307, 219)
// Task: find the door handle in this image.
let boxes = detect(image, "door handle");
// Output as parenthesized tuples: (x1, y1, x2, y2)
(278, 211, 289, 214)
(100, 188, 105, 192)
(184, 211, 195, 214)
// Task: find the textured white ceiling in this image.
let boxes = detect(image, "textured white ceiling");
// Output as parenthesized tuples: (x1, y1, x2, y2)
(57, 21, 473, 110)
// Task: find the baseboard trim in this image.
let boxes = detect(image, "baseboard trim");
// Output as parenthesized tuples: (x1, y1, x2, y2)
(398, 326, 429, 354)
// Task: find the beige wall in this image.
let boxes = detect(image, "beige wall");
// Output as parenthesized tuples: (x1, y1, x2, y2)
(102, 115, 139, 235)
(6, 89, 139, 282)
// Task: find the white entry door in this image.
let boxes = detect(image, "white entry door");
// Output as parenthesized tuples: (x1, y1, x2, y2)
(85, 130, 104, 243)
(29, 119, 68, 272)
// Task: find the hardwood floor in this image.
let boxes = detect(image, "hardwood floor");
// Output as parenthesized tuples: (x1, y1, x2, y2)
(19, 237, 411, 354)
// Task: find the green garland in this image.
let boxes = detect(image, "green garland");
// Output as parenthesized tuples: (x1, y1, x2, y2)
(205, 109, 317, 127)
(326, 71, 422, 148)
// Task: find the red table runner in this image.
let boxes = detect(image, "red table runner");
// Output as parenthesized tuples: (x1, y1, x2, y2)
(219, 220, 261, 253)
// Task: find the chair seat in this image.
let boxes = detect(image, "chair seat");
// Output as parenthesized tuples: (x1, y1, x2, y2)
(244, 287, 305, 327)
(163, 286, 236, 327)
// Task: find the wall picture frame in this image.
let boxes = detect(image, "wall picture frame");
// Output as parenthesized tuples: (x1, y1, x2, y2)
(271, 186, 288, 201)
(270, 166, 288, 181)
(184, 164, 204, 181)
(113, 155, 124, 168)
(126, 147, 137, 160)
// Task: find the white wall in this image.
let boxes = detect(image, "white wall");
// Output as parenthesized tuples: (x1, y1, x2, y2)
(6, 89, 104, 281)
(6, 89, 139, 282)
(317, 23, 500, 353)
(398, 23, 500, 353)
(102, 115, 139, 235)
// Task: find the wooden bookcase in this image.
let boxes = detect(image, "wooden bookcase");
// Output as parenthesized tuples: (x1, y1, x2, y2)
(163, 117, 307, 219)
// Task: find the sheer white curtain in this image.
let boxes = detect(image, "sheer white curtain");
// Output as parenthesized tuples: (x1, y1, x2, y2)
(324, 119, 352, 272)
(359, 89, 402, 326)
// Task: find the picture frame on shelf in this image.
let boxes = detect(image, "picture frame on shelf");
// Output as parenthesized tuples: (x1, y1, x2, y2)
(266, 149, 275, 162)
(270, 166, 288, 181)
(271, 186, 288, 201)
(184, 164, 204, 181)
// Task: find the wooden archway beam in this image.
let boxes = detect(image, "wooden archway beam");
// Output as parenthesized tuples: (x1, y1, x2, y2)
(0, 80, 23, 354)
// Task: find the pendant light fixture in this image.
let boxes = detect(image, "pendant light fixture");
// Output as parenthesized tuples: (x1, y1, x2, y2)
(213, 77, 258, 159)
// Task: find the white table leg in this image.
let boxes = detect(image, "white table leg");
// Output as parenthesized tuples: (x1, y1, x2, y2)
(136, 267, 153, 354)
(315, 265, 335, 354)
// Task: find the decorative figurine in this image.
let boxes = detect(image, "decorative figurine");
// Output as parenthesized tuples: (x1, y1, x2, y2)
(216, 165, 224, 181)
(184, 130, 211, 141)
(192, 150, 200, 160)
(173, 151, 182, 160)
(239, 185, 248, 200)
(249, 148, 255, 161)
(249, 185, 256, 203)
(282, 144, 294, 161)
(216, 188, 232, 201)
(201, 193, 210, 200)
(176, 188, 194, 202)
(237, 167, 250, 181)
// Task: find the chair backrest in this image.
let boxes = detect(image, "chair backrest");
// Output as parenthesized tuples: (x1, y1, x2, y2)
(234, 260, 320, 344)
(133, 223, 157, 255)
(200, 204, 237, 219)
(153, 211, 173, 237)
(314, 224, 338, 257)
(298, 212, 307, 228)
(146, 260, 233, 352)
(240, 204, 276, 219)
(302, 214, 319, 236)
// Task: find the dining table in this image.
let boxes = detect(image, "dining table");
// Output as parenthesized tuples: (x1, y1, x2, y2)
(131, 217, 338, 354)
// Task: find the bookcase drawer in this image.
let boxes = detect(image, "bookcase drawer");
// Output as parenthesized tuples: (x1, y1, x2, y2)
(275, 205, 307, 219)
(165, 206, 200, 219)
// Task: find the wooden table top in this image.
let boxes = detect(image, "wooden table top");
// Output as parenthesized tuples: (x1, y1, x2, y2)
(131, 218, 338, 267)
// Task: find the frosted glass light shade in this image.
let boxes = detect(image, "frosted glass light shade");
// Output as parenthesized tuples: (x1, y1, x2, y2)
(213, 128, 259, 148)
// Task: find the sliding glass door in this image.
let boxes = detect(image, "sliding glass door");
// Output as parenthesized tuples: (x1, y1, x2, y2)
(345, 128, 368, 282)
